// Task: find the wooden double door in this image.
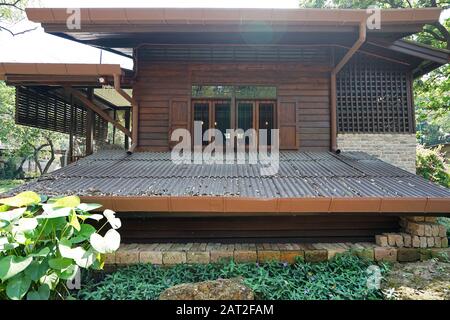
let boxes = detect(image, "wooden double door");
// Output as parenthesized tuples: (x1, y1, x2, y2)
(192, 99, 276, 146)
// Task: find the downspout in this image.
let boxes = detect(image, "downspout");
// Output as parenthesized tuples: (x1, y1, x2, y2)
(330, 21, 366, 153)
(113, 73, 138, 154)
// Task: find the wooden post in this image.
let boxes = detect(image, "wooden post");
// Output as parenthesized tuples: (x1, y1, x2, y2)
(124, 109, 130, 149)
(85, 89, 94, 156)
(112, 109, 117, 145)
(68, 94, 74, 164)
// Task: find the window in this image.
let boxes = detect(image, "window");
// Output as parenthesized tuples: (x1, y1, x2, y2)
(192, 85, 276, 99)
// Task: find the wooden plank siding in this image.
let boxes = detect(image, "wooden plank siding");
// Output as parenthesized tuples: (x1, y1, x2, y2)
(118, 214, 400, 243)
(134, 59, 331, 151)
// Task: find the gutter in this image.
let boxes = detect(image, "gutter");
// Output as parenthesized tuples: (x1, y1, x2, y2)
(330, 22, 366, 153)
(113, 74, 138, 154)
(79, 195, 450, 215)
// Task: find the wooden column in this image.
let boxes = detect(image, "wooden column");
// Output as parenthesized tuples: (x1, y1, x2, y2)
(124, 109, 131, 149)
(85, 89, 94, 156)
(68, 94, 74, 164)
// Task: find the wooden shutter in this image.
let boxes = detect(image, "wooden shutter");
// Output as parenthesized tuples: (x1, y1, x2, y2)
(169, 98, 190, 149)
(278, 101, 298, 150)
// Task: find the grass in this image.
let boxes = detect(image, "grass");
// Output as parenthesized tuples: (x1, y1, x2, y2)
(77, 254, 390, 300)
(0, 179, 24, 194)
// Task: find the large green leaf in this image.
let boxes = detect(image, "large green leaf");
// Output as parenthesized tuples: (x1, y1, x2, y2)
(6, 274, 32, 300)
(29, 246, 51, 258)
(26, 284, 50, 300)
(48, 258, 73, 270)
(71, 224, 96, 244)
(0, 191, 40, 208)
(57, 264, 79, 280)
(53, 196, 80, 209)
(25, 259, 49, 281)
(38, 217, 67, 236)
(0, 256, 33, 281)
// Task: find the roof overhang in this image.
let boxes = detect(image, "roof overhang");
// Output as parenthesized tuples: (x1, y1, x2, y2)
(0, 63, 124, 85)
(25, 8, 443, 57)
(26, 7, 442, 27)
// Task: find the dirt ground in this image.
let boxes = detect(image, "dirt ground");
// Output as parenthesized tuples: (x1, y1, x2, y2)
(382, 259, 450, 300)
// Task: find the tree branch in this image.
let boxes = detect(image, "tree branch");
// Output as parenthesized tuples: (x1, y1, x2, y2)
(0, 25, 37, 36)
(423, 27, 447, 43)
(42, 137, 55, 174)
(0, 1, 24, 11)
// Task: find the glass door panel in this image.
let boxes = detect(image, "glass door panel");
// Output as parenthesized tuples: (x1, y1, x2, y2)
(193, 101, 210, 145)
(258, 102, 275, 145)
(237, 101, 255, 146)
(237, 101, 254, 132)
(214, 101, 231, 142)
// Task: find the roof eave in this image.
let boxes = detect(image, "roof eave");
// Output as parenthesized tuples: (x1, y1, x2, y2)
(26, 7, 442, 28)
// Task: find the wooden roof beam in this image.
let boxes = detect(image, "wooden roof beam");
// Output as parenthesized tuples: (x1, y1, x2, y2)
(113, 74, 138, 154)
(65, 87, 131, 138)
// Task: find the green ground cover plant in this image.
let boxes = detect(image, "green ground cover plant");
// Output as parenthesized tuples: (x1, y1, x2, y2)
(78, 254, 389, 300)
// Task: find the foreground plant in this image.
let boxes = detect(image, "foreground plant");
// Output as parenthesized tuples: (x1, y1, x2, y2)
(0, 191, 121, 300)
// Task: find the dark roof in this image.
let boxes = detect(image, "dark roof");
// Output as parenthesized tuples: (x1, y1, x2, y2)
(9, 150, 450, 199)
(25, 8, 442, 58)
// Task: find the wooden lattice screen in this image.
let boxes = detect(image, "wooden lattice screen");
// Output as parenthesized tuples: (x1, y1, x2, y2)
(336, 54, 414, 133)
(15, 86, 108, 141)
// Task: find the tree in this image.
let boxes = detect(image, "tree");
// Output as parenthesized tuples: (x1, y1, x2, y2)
(0, 82, 67, 177)
(0, 0, 36, 36)
(299, 1, 449, 49)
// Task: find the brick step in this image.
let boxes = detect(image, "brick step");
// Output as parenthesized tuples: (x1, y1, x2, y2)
(105, 242, 450, 266)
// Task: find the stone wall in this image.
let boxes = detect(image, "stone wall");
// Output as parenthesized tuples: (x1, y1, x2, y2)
(337, 133, 416, 173)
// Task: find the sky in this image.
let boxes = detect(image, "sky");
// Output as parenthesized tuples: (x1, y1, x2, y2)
(0, 0, 448, 70)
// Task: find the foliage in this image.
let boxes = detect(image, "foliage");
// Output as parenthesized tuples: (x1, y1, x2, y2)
(438, 217, 450, 237)
(0, 0, 36, 36)
(0, 191, 121, 300)
(0, 82, 68, 176)
(416, 145, 450, 187)
(0, 179, 24, 194)
(415, 63, 450, 144)
(0, 157, 24, 180)
(78, 254, 389, 300)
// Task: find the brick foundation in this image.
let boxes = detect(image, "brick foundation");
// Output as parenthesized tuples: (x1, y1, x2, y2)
(105, 241, 450, 266)
(337, 133, 416, 173)
(375, 216, 448, 249)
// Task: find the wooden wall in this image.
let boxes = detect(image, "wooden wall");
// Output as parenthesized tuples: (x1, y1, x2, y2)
(118, 214, 400, 243)
(134, 59, 331, 151)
